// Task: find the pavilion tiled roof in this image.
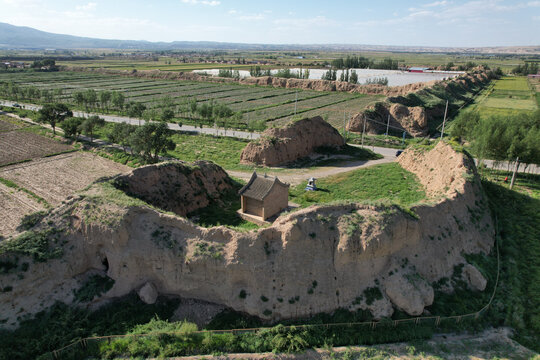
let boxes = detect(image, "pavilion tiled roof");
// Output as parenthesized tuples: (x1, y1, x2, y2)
(238, 172, 289, 201)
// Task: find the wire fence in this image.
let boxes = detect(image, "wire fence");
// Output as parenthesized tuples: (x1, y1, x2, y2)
(51, 216, 500, 359)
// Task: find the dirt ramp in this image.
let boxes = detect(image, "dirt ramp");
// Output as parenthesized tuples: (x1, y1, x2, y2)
(113, 160, 234, 216)
(240, 116, 345, 167)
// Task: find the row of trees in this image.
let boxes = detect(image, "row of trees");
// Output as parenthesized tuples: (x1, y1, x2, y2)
(107, 122, 175, 162)
(31, 59, 58, 71)
(450, 110, 540, 168)
(512, 62, 539, 76)
(72, 89, 126, 112)
(37, 102, 176, 163)
(330, 56, 399, 70)
(0, 82, 65, 103)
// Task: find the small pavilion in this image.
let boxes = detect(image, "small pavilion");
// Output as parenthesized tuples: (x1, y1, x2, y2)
(238, 172, 289, 222)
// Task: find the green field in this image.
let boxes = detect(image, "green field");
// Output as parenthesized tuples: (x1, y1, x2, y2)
(289, 163, 426, 208)
(0, 71, 379, 130)
(49, 51, 527, 73)
(472, 76, 537, 118)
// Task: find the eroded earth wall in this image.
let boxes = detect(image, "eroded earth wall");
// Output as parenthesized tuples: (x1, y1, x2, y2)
(0, 143, 494, 329)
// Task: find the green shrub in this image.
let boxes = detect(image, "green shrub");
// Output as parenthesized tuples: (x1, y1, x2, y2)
(363, 287, 383, 305)
(73, 275, 115, 302)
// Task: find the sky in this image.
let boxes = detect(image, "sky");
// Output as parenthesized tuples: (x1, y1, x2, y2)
(1, 0, 539, 47)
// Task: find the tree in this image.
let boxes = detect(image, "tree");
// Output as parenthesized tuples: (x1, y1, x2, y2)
(99, 91, 112, 110)
(161, 108, 175, 122)
(59, 117, 83, 139)
(349, 70, 358, 84)
(111, 91, 125, 110)
(449, 111, 481, 140)
(129, 122, 175, 162)
(83, 89, 97, 110)
(73, 91, 85, 108)
(38, 103, 73, 135)
(108, 122, 135, 151)
(81, 115, 105, 143)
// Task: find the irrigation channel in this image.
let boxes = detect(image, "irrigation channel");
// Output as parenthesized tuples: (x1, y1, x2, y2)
(49, 218, 502, 359)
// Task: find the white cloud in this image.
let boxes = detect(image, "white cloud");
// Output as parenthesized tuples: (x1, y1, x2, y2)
(228, 9, 237, 14)
(527, 1, 540, 6)
(181, 0, 220, 6)
(424, 1, 449, 7)
(76, 2, 97, 11)
(238, 13, 265, 21)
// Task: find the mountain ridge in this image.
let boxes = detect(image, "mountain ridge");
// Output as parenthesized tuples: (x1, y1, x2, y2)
(1, 22, 539, 53)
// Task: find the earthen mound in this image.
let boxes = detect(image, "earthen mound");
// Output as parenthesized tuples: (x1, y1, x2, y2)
(240, 116, 345, 166)
(113, 161, 234, 216)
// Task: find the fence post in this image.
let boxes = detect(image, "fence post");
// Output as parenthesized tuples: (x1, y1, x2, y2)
(435, 316, 440, 327)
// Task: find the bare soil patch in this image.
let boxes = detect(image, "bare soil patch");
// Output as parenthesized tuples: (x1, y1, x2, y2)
(0, 182, 45, 237)
(0, 130, 72, 166)
(0, 120, 21, 133)
(0, 152, 130, 206)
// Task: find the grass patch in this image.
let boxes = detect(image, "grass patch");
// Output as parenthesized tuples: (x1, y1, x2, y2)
(167, 132, 251, 170)
(289, 163, 426, 208)
(95, 147, 146, 168)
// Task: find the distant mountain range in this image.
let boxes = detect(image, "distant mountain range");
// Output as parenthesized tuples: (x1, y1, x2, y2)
(1, 22, 539, 54)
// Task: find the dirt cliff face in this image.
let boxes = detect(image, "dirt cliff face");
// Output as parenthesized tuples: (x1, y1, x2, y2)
(0, 143, 494, 329)
(240, 116, 346, 167)
(113, 161, 234, 217)
(347, 103, 428, 137)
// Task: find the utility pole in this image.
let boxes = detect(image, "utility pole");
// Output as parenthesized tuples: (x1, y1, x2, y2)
(361, 117, 367, 147)
(294, 90, 298, 115)
(510, 157, 519, 190)
(386, 114, 390, 138)
(440, 99, 448, 140)
(343, 110, 346, 135)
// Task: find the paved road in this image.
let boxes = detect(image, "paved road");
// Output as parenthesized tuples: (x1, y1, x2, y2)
(0, 100, 261, 140)
(2, 99, 537, 175)
(228, 152, 396, 186)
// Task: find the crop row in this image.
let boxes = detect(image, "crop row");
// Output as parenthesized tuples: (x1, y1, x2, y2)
(228, 90, 326, 112)
(271, 95, 383, 128)
(240, 93, 358, 122)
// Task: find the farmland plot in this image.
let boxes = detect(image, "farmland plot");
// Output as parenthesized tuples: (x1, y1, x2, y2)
(228, 90, 325, 112)
(473, 76, 537, 118)
(271, 95, 384, 128)
(0, 71, 381, 127)
(0, 182, 45, 237)
(0, 128, 72, 166)
(241, 93, 357, 122)
(0, 152, 129, 206)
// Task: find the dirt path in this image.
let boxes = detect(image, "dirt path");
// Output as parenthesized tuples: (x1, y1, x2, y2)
(228, 156, 395, 185)
(173, 327, 536, 360)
